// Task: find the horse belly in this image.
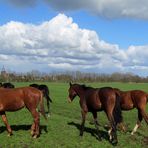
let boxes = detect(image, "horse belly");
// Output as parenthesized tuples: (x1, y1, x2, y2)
(121, 101, 134, 110)
(3, 99, 24, 111)
(87, 102, 102, 111)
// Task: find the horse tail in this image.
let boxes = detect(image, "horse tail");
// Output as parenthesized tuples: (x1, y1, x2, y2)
(113, 92, 123, 125)
(45, 86, 52, 103)
(39, 92, 47, 120)
(45, 93, 52, 103)
(45, 86, 49, 95)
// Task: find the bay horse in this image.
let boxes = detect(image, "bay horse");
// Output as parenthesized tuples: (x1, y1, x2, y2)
(29, 84, 52, 117)
(0, 87, 47, 138)
(114, 88, 148, 135)
(68, 82, 122, 145)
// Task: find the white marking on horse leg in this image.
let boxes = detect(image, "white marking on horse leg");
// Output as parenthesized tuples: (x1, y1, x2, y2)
(108, 128, 112, 141)
(47, 113, 51, 118)
(131, 124, 139, 135)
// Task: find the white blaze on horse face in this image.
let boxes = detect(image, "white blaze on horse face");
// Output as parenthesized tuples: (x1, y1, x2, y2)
(131, 123, 139, 135)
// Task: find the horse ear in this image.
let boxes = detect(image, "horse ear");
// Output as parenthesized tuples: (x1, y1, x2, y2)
(69, 82, 72, 86)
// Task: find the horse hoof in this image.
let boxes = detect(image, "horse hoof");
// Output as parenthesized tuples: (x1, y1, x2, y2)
(7, 133, 13, 137)
(111, 139, 118, 146)
(47, 114, 51, 118)
(31, 131, 34, 136)
(131, 132, 134, 135)
(32, 135, 38, 139)
(89, 121, 94, 125)
(97, 137, 102, 141)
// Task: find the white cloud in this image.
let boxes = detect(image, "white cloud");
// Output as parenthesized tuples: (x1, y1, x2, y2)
(0, 13, 148, 75)
(125, 45, 148, 71)
(0, 54, 8, 60)
(46, 0, 148, 19)
(5, 0, 148, 20)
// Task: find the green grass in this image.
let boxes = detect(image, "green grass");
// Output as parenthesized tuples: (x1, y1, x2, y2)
(0, 82, 148, 148)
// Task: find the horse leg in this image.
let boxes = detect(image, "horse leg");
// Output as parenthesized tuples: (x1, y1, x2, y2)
(80, 110, 87, 136)
(140, 109, 148, 124)
(31, 123, 36, 136)
(30, 110, 40, 138)
(131, 106, 148, 135)
(106, 111, 118, 145)
(1, 112, 13, 136)
(92, 112, 102, 141)
(131, 109, 142, 135)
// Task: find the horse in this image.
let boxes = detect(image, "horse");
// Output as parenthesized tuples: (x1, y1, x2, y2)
(0, 87, 47, 138)
(114, 88, 148, 135)
(68, 82, 122, 145)
(1, 82, 15, 88)
(29, 84, 52, 117)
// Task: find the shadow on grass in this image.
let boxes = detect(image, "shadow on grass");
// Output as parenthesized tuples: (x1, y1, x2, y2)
(68, 121, 109, 141)
(0, 124, 47, 134)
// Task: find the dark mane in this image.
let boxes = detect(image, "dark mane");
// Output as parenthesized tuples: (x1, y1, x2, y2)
(73, 83, 94, 90)
(73, 83, 93, 90)
(81, 84, 93, 90)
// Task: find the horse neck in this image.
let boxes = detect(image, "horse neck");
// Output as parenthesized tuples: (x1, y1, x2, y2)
(74, 86, 85, 101)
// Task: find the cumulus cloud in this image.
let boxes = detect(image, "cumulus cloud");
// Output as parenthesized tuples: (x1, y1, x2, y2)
(0, 13, 147, 75)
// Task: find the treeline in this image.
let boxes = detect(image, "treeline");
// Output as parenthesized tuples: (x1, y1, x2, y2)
(0, 70, 148, 83)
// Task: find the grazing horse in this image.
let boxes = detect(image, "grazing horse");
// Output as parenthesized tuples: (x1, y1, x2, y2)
(1, 82, 15, 88)
(29, 84, 52, 116)
(68, 83, 122, 145)
(0, 87, 47, 138)
(114, 88, 148, 135)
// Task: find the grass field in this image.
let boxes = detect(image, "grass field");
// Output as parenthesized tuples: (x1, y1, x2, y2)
(0, 82, 148, 148)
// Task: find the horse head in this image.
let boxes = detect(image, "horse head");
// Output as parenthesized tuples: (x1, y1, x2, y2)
(68, 82, 77, 103)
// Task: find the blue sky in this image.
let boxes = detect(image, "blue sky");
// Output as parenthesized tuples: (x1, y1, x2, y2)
(0, 0, 148, 76)
(0, 1, 148, 49)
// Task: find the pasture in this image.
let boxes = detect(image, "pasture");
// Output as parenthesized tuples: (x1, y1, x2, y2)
(0, 82, 148, 148)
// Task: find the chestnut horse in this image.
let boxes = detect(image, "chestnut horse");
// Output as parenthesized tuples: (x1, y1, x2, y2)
(114, 88, 148, 135)
(0, 87, 47, 138)
(29, 84, 52, 117)
(68, 83, 122, 145)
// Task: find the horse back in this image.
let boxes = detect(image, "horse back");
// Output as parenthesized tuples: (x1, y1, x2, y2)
(117, 89, 147, 110)
(83, 87, 116, 111)
(99, 87, 116, 100)
(0, 87, 41, 111)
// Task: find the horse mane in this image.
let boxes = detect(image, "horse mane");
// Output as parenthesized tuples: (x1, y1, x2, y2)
(80, 84, 93, 90)
(71, 83, 94, 91)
